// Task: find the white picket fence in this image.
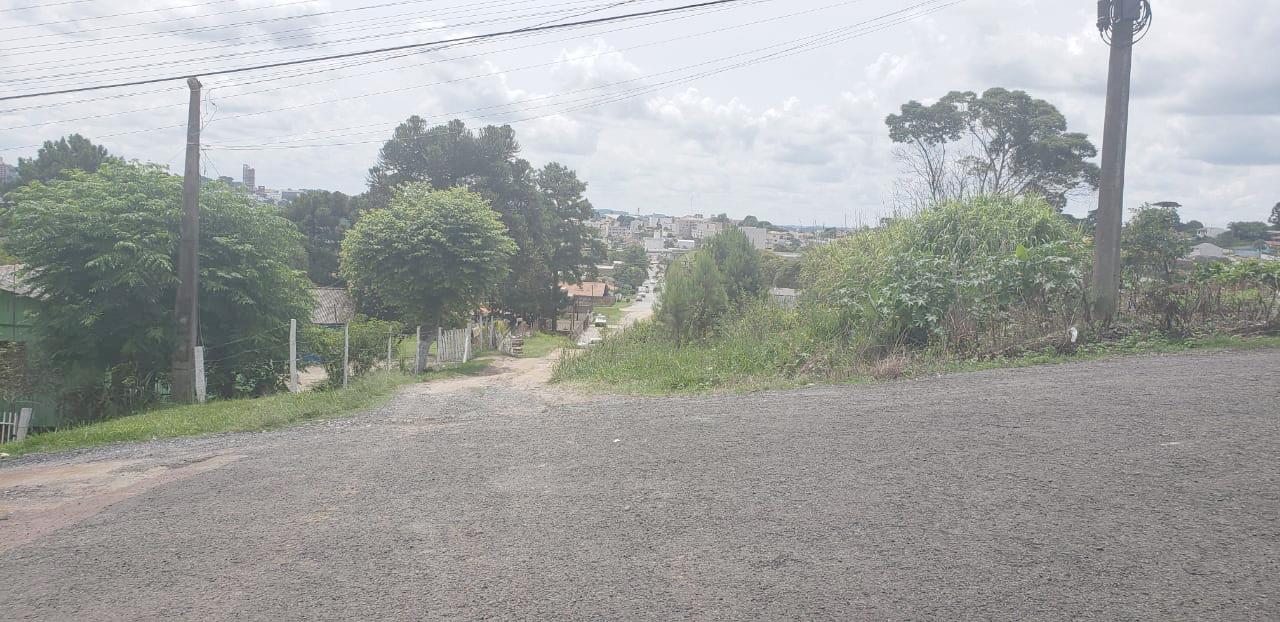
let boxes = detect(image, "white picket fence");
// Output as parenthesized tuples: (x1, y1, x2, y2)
(436, 327, 471, 364)
(0, 408, 32, 444)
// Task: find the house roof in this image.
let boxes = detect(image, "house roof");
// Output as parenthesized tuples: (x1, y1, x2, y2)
(561, 281, 610, 298)
(770, 287, 799, 297)
(1188, 243, 1227, 259)
(0, 264, 39, 298)
(309, 287, 355, 325)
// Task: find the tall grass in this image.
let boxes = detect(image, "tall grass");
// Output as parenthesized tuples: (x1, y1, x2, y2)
(553, 305, 810, 393)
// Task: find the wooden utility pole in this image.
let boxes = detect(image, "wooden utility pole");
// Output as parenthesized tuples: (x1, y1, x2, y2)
(1090, 0, 1147, 323)
(171, 77, 202, 402)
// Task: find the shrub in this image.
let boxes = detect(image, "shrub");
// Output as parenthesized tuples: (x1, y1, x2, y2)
(4, 162, 312, 421)
(302, 317, 405, 389)
(805, 195, 1088, 354)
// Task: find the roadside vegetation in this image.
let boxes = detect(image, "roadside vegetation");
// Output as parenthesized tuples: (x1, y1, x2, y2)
(555, 197, 1280, 394)
(521, 332, 575, 358)
(0, 364, 487, 458)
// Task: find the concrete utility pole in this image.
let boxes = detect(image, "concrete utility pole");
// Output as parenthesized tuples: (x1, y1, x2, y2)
(171, 77, 202, 402)
(1090, 0, 1151, 323)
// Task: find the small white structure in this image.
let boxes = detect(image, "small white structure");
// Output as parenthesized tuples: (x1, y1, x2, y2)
(1188, 242, 1228, 261)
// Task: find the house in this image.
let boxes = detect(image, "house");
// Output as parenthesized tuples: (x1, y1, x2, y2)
(1, 264, 57, 429)
(309, 287, 355, 327)
(1198, 226, 1228, 239)
(560, 281, 614, 306)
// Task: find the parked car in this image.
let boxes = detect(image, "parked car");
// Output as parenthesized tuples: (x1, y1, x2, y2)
(594, 314, 608, 327)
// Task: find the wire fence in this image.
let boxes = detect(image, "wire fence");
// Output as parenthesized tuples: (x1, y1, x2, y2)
(187, 316, 522, 401)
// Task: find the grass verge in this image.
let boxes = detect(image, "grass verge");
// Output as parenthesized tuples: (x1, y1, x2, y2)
(2, 362, 490, 458)
(553, 322, 1280, 396)
(521, 331, 575, 358)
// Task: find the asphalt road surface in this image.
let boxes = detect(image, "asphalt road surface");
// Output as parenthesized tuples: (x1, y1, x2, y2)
(2, 349, 1278, 620)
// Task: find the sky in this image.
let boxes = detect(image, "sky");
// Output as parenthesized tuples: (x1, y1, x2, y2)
(0, 0, 1275, 228)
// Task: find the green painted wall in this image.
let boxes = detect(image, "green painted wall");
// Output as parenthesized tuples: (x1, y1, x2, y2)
(1, 289, 58, 428)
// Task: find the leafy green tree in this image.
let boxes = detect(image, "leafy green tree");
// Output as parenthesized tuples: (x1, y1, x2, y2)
(364, 118, 600, 323)
(538, 162, 602, 312)
(1122, 204, 1191, 330)
(887, 88, 1099, 209)
(12, 134, 120, 188)
(5, 162, 312, 414)
(1227, 221, 1270, 244)
(341, 185, 516, 328)
(657, 251, 728, 347)
(703, 227, 764, 307)
(1270, 202, 1280, 228)
(611, 244, 649, 293)
(282, 190, 361, 284)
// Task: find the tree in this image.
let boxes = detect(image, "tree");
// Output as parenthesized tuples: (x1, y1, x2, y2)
(656, 251, 728, 347)
(703, 227, 764, 307)
(740, 215, 761, 228)
(538, 162, 602, 315)
(12, 134, 120, 188)
(282, 190, 361, 284)
(340, 185, 516, 328)
(887, 88, 1099, 209)
(1122, 204, 1190, 330)
(364, 118, 600, 322)
(5, 162, 312, 413)
(611, 244, 649, 293)
(1270, 202, 1280, 228)
(1227, 221, 1270, 244)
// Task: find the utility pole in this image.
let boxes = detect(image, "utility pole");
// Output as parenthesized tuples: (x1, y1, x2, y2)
(171, 77, 202, 402)
(1090, 0, 1151, 323)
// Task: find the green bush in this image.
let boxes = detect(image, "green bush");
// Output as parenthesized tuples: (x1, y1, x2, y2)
(302, 317, 404, 389)
(4, 162, 312, 421)
(804, 195, 1088, 354)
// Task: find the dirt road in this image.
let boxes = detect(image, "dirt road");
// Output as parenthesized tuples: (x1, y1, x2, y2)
(1, 349, 1278, 620)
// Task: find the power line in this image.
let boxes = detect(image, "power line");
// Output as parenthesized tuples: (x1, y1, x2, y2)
(0, 0, 753, 102)
(206, 0, 959, 152)
(0, 0, 444, 46)
(0, 0, 96, 13)
(0, 0, 305, 32)
(0, 0, 764, 131)
(1, 0, 645, 90)
(1, 0, 614, 78)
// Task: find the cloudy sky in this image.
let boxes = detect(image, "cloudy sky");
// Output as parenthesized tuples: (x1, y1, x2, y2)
(0, 0, 1275, 227)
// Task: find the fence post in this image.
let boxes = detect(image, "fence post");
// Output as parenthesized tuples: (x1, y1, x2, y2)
(342, 322, 350, 389)
(463, 323, 472, 363)
(16, 407, 31, 442)
(193, 346, 207, 403)
(414, 326, 423, 374)
(289, 318, 298, 393)
(437, 326, 443, 366)
(387, 326, 394, 372)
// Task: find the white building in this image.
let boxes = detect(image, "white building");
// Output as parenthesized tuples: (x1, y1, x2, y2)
(0, 157, 17, 186)
(739, 226, 769, 250)
(692, 221, 726, 239)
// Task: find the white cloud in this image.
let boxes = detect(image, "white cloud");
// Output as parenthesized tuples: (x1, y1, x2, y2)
(1, 0, 1276, 227)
